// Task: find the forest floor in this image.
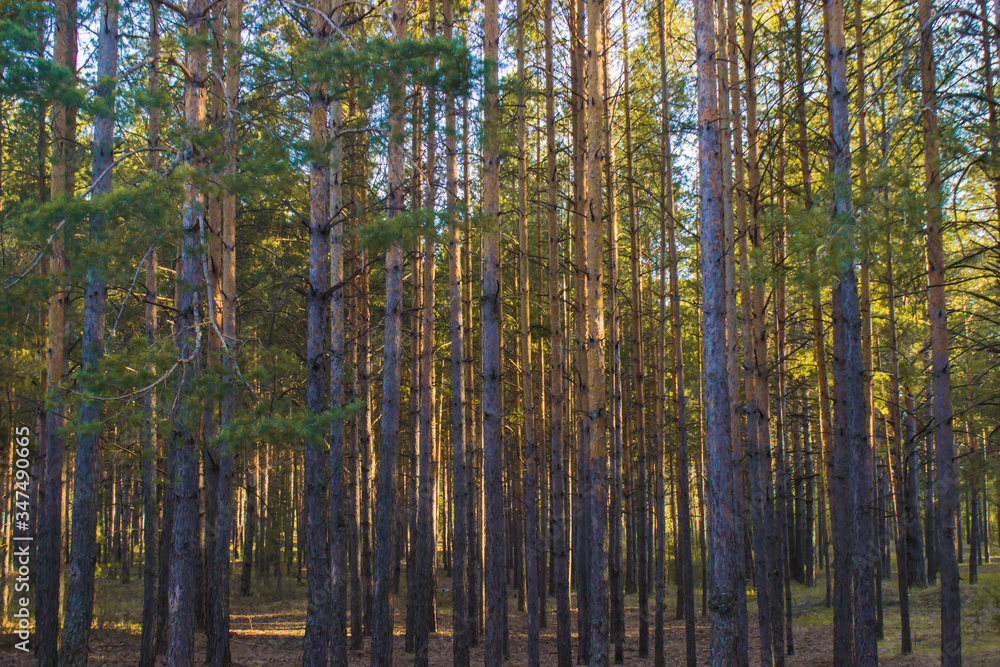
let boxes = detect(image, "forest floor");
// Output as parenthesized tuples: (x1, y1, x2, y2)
(4, 559, 1000, 665)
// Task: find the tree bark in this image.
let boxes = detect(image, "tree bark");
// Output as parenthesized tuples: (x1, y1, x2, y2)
(140, 5, 161, 664)
(546, 0, 571, 659)
(59, 4, 116, 663)
(167, 2, 210, 663)
(514, 0, 540, 660)
(919, 0, 960, 661)
(371, 2, 408, 665)
(585, 1, 608, 663)
(38, 0, 77, 660)
(665, 5, 696, 658)
(696, 0, 743, 657)
(482, 0, 503, 661)
(328, 2, 348, 656)
(622, 0, 649, 654)
(443, 3, 469, 662)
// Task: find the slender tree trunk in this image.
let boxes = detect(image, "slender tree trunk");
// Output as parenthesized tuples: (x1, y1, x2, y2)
(741, 0, 776, 661)
(886, 232, 912, 654)
(442, 2, 469, 662)
(584, 1, 608, 663)
(304, 1, 332, 663)
(919, 0, 959, 661)
(140, 5, 161, 664)
(602, 7, 624, 658)
(329, 3, 348, 656)
(371, 3, 407, 665)
(664, 9, 696, 658)
(167, 3, 209, 663)
(546, 0, 571, 659)
(414, 28, 439, 654)
(514, 0, 540, 660)
(655, 4, 669, 665)
(827, 0, 876, 659)
(622, 0, 649, 654)
(482, 0, 503, 660)
(38, 0, 77, 660)
(696, 0, 742, 657)
(59, 5, 116, 663)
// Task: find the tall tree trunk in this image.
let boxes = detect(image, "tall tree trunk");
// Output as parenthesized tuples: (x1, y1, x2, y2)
(445, 2, 469, 662)
(585, 1, 608, 663)
(60, 4, 116, 663)
(695, 0, 743, 657)
(741, 0, 776, 661)
(655, 4, 668, 665)
(371, 2, 408, 665)
(167, 2, 209, 662)
(355, 103, 374, 636)
(38, 0, 77, 660)
(140, 5, 161, 664)
(603, 6, 623, 660)
(827, 0, 876, 659)
(622, 0, 649, 654)
(414, 24, 439, 653)
(919, 0, 959, 661)
(515, 0, 540, 660)
(725, 0, 751, 651)
(664, 7, 695, 660)
(304, 0, 332, 663)
(328, 2, 348, 657)
(547, 0, 571, 659)
(570, 0, 591, 658)
(482, 0, 503, 661)
(717, 0, 749, 647)
(886, 231, 912, 654)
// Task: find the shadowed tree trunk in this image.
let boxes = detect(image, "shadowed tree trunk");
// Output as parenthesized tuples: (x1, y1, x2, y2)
(622, 0, 648, 655)
(303, 1, 333, 664)
(329, 2, 348, 657)
(546, 0, 571, 661)
(37, 0, 76, 661)
(140, 4, 161, 664)
(886, 230, 912, 654)
(482, 0, 504, 659)
(209, 2, 241, 663)
(167, 1, 210, 663)
(515, 0, 540, 661)
(371, 1, 408, 665)
(60, 3, 116, 663)
(444, 2, 469, 662)
(695, 0, 743, 658)
(919, 0, 960, 661)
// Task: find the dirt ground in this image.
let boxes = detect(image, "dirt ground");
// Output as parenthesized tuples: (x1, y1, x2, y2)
(3, 560, 1000, 665)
